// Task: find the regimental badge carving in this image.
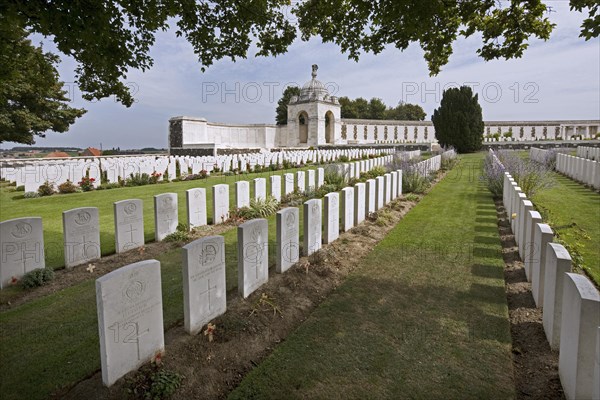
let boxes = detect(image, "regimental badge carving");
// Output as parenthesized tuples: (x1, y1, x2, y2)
(194, 190, 201, 199)
(199, 243, 218, 266)
(124, 280, 145, 301)
(74, 211, 92, 225)
(218, 186, 226, 196)
(11, 222, 32, 239)
(124, 202, 137, 215)
(161, 197, 173, 210)
(285, 212, 296, 229)
(245, 227, 264, 263)
(353, 125, 358, 140)
(330, 195, 338, 207)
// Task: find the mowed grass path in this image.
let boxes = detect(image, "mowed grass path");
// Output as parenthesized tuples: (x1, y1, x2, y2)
(0, 166, 310, 269)
(531, 172, 600, 284)
(230, 153, 515, 399)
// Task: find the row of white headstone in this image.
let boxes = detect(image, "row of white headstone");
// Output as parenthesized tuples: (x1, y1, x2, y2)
(94, 151, 421, 387)
(528, 147, 569, 164)
(0, 156, 397, 289)
(503, 172, 600, 400)
(576, 145, 600, 161)
(0, 148, 395, 192)
(555, 153, 600, 189)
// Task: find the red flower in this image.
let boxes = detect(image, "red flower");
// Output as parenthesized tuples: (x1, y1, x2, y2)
(10, 276, 18, 285)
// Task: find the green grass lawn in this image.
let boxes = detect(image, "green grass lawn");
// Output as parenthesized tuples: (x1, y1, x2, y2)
(229, 153, 515, 399)
(0, 166, 315, 270)
(531, 172, 600, 285)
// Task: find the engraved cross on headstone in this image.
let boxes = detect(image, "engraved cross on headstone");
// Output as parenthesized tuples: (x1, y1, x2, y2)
(198, 279, 217, 311)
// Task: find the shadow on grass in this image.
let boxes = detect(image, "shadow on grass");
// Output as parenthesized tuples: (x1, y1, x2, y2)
(473, 236, 501, 245)
(471, 263, 503, 279)
(230, 273, 514, 400)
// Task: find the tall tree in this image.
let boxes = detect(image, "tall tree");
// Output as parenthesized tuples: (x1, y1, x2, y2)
(368, 98, 387, 120)
(0, 18, 86, 144)
(4, 0, 595, 105)
(275, 86, 300, 125)
(432, 86, 484, 153)
(339, 96, 358, 119)
(1, 1, 596, 142)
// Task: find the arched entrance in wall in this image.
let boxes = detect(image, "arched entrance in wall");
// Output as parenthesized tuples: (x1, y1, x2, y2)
(325, 111, 334, 144)
(298, 111, 309, 144)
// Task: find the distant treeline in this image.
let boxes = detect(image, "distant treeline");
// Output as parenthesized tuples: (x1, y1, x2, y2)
(339, 97, 427, 121)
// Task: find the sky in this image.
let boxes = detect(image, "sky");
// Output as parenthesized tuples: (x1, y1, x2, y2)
(3, 1, 599, 150)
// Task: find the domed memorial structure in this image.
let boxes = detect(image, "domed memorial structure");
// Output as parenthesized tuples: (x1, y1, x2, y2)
(284, 64, 341, 147)
(167, 65, 599, 156)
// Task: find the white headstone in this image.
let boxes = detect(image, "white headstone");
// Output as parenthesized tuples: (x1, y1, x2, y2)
(154, 193, 178, 241)
(542, 243, 572, 350)
(384, 173, 392, 204)
(276, 207, 299, 273)
(114, 200, 144, 253)
(303, 199, 322, 256)
(366, 179, 376, 216)
(182, 236, 226, 335)
(186, 188, 207, 228)
(559, 273, 600, 400)
(237, 219, 269, 298)
(396, 170, 403, 196)
(307, 169, 316, 191)
(531, 223, 554, 307)
(354, 182, 366, 225)
(317, 168, 324, 188)
(390, 171, 398, 199)
(323, 193, 340, 244)
(284, 173, 294, 195)
(341, 187, 355, 231)
(63, 207, 101, 268)
(212, 184, 229, 224)
(235, 181, 250, 209)
(253, 178, 266, 201)
(524, 210, 543, 281)
(296, 171, 305, 192)
(375, 176, 385, 210)
(96, 259, 164, 387)
(270, 175, 282, 202)
(0, 217, 45, 289)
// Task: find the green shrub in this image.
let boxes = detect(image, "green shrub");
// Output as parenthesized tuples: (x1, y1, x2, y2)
(360, 165, 387, 180)
(15, 185, 25, 191)
(176, 223, 189, 232)
(21, 268, 55, 289)
(338, 155, 349, 162)
(126, 173, 151, 186)
(402, 171, 430, 194)
(78, 177, 95, 191)
(38, 181, 55, 196)
(24, 191, 40, 198)
(58, 180, 79, 194)
(403, 193, 420, 202)
(97, 182, 121, 190)
(127, 365, 183, 400)
(324, 166, 347, 189)
(248, 196, 279, 218)
(164, 230, 191, 243)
